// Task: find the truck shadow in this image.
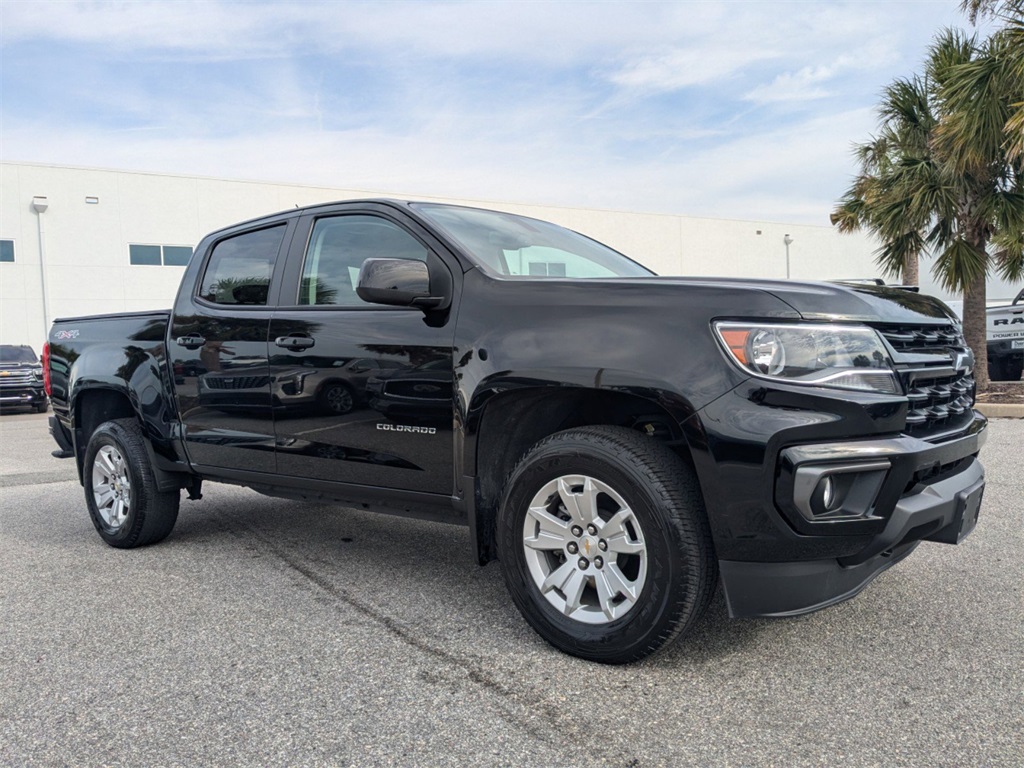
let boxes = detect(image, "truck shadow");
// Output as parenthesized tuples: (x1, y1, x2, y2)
(167, 488, 873, 667)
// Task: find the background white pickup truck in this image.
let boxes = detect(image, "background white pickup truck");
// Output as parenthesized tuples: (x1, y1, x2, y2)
(948, 288, 1024, 381)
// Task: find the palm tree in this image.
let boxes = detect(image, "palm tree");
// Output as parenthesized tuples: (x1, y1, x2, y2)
(960, 2, 1024, 161)
(832, 28, 1024, 390)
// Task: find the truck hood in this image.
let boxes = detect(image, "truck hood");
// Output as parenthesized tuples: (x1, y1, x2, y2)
(642, 277, 960, 326)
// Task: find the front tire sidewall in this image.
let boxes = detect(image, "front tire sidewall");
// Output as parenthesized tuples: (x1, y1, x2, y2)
(499, 441, 690, 662)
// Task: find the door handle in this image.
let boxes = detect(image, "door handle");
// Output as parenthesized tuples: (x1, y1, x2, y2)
(274, 335, 315, 350)
(175, 335, 206, 350)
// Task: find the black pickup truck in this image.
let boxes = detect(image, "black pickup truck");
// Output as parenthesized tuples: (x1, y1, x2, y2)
(46, 200, 987, 663)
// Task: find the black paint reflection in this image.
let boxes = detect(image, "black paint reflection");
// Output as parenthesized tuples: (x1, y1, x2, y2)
(269, 312, 455, 494)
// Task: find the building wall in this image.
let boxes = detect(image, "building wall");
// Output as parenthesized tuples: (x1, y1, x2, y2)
(4, 161, 1017, 352)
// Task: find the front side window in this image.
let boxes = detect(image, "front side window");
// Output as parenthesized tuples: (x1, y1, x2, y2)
(413, 204, 653, 278)
(298, 215, 429, 306)
(199, 225, 285, 306)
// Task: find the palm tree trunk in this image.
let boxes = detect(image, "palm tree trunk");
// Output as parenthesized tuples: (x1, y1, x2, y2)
(902, 252, 920, 286)
(963, 269, 989, 391)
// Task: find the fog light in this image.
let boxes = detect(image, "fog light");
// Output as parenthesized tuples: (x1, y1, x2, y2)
(791, 460, 892, 522)
(821, 476, 836, 510)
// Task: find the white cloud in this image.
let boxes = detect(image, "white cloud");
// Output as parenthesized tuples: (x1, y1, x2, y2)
(608, 45, 778, 92)
(0, 0, 970, 227)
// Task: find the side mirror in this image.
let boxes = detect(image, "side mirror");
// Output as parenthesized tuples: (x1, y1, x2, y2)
(356, 258, 444, 309)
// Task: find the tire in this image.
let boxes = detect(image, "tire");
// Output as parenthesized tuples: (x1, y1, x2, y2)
(993, 355, 1023, 382)
(35, 400, 49, 413)
(320, 383, 354, 414)
(83, 418, 180, 548)
(497, 426, 717, 664)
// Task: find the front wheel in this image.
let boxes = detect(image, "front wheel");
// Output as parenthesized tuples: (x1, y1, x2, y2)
(497, 426, 716, 664)
(83, 418, 180, 548)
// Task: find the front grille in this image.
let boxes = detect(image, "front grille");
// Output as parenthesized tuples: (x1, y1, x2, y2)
(204, 375, 271, 390)
(873, 323, 976, 439)
(878, 325, 962, 351)
(0, 371, 36, 386)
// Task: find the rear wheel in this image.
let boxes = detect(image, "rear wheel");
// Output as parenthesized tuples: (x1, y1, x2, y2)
(83, 418, 179, 548)
(497, 426, 716, 664)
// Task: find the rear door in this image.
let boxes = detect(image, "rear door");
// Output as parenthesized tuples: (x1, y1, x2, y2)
(170, 221, 292, 473)
(268, 204, 458, 494)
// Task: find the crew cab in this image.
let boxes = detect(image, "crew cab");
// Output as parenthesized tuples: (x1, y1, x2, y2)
(46, 200, 987, 663)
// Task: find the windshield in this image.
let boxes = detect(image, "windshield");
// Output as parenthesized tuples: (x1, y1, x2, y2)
(0, 345, 38, 364)
(414, 204, 654, 279)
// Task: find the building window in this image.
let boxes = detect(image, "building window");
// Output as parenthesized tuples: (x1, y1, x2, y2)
(0, 240, 14, 263)
(527, 262, 567, 277)
(129, 243, 193, 266)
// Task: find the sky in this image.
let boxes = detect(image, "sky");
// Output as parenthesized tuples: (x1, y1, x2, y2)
(0, 0, 989, 226)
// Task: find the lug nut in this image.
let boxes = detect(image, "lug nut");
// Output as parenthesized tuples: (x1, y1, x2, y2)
(594, 557, 604, 569)
(598, 540, 607, 551)
(587, 524, 598, 535)
(567, 542, 578, 555)
(578, 558, 589, 570)
(571, 525, 583, 537)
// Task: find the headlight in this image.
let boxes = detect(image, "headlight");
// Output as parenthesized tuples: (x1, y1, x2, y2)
(714, 322, 900, 394)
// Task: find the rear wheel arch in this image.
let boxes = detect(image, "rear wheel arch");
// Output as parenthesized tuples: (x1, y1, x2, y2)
(72, 387, 189, 492)
(72, 388, 136, 480)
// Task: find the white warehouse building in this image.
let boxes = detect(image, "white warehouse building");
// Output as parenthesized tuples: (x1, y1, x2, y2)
(1, 161, 1016, 352)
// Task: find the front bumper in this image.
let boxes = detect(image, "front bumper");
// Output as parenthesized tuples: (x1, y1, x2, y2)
(0, 385, 47, 407)
(717, 417, 986, 618)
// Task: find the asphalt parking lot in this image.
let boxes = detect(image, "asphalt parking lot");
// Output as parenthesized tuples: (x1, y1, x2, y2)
(1, 411, 1021, 767)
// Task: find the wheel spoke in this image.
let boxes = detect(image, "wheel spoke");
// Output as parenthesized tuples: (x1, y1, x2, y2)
(605, 533, 644, 555)
(541, 560, 576, 594)
(527, 504, 569, 535)
(114, 499, 126, 523)
(594, 570, 619, 621)
(94, 485, 115, 508)
(600, 508, 630, 537)
(561, 570, 587, 616)
(558, 477, 598, 525)
(96, 450, 116, 476)
(524, 530, 567, 551)
(602, 562, 639, 603)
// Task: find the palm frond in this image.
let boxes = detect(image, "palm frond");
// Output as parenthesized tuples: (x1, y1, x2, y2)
(931, 237, 989, 291)
(875, 229, 927, 280)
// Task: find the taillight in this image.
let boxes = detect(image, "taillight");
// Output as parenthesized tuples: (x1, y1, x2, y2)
(42, 342, 51, 396)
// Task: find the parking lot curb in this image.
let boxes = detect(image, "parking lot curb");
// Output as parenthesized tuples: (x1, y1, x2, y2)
(975, 403, 1024, 419)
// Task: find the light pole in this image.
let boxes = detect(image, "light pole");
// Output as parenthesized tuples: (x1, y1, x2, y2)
(32, 196, 51, 342)
(783, 234, 794, 279)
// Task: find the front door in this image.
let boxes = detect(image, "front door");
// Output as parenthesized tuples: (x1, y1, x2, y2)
(268, 211, 457, 494)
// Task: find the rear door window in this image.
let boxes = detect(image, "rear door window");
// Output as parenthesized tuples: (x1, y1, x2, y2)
(199, 225, 286, 306)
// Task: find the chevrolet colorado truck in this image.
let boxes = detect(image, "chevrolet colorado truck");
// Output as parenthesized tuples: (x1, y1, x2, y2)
(46, 200, 987, 663)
